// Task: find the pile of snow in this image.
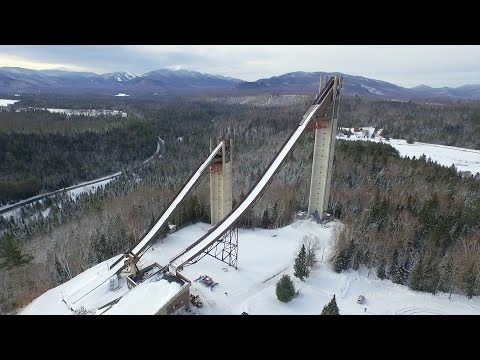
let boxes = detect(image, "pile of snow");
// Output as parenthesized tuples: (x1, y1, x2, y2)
(115, 93, 130, 97)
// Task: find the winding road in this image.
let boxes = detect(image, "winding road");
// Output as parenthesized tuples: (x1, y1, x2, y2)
(0, 136, 164, 217)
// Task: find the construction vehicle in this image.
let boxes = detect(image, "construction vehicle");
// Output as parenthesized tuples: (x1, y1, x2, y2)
(190, 294, 203, 308)
(194, 275, 218, 290)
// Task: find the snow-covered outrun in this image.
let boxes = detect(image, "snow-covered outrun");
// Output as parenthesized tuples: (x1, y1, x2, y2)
(20, 219, 480, 315)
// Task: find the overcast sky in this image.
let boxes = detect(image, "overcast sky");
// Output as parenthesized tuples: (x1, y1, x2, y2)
(0, 45, 478, 88)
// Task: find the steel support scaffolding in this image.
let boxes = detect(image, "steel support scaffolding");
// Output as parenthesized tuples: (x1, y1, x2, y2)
(178, 228, 238, 270)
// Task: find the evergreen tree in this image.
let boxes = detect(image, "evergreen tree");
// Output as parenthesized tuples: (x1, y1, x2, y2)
(54, 255, 70, 284)
(294, 244, 309, 281)
(93, 233, 110, 262)
(376, 259, 386, 280)
(276, 274, 295, 302)
(0, 233, 32, 270)
(321, 294, 340, 315)
(464, 265, 477, 299)
(409, 256, 424, 291)
(333, 242, 353, 273)
(388, 248, 399, 280)
(271, 201, 279, 229)
(261, 207, 271, 229)
(437, 258, 454, 294)
(422, 256, 440, 294)
(306, 245, 317, 270)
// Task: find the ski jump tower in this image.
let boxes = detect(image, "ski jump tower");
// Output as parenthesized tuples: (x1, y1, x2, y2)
(209, 137, 233, 224)
(307, 75, 343, 221)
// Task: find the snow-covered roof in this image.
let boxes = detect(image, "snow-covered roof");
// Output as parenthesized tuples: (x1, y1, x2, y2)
(104, 278, 182, 315)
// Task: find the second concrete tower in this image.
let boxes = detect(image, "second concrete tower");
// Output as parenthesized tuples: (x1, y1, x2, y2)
(209, 137, 233, 224)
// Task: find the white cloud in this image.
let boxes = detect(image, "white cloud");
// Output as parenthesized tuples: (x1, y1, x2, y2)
(1, 45, 480, 87)
(0, 53, 95, 72)
(122, 45, 480, 86)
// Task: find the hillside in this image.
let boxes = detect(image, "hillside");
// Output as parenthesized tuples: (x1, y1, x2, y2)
(2, 67, 480, 99)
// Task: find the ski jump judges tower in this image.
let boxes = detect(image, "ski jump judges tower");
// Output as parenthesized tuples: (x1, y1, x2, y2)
(307, 75, 343, 221)
(209, 137, 233, 224)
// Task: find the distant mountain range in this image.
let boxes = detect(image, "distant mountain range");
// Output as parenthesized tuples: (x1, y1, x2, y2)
(1, 67, 480, 100)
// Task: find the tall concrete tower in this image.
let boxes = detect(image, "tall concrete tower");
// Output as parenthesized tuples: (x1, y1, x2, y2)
(209, 137, 233, 224)
(307, 75, 343, 221)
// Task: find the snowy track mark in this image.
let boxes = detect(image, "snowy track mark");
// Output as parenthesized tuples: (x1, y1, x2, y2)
(395, 307, 447, 315)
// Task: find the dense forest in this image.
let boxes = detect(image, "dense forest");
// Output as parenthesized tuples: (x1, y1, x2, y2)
(340, 96, 480, 150)
(0, 121, 156, 203)
(0, 97, 260, 203)
(329, 141, 480, 298)
(0, 93, 479, 313)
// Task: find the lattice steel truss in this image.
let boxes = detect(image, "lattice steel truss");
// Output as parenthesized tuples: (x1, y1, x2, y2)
(183, 228, 238, 269)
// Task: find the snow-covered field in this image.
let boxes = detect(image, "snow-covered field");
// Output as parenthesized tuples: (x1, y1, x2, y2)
(339, 135, 480, 175)
(388, 139, 480, 174)
(0, 99, 20, 106)
(20, 219, 480, 315)
(10, 107, 127, 117)
(45, 108, 127, 117)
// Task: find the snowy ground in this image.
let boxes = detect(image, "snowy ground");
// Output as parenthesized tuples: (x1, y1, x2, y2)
(339, 135, 480, 175)
(20, 219, 480, 315)
(45, 108, 127, 117)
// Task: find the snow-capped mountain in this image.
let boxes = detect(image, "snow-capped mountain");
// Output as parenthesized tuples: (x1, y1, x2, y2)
(0, 67, 241, 95)
(1, 66, 480, 100)
(102, 72, 138, 82)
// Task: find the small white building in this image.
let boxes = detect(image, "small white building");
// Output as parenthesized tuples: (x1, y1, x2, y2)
(102, 263, 191, 315)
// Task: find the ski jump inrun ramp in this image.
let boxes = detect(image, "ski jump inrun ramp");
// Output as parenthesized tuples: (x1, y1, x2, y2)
(169, 76, 340, 272)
